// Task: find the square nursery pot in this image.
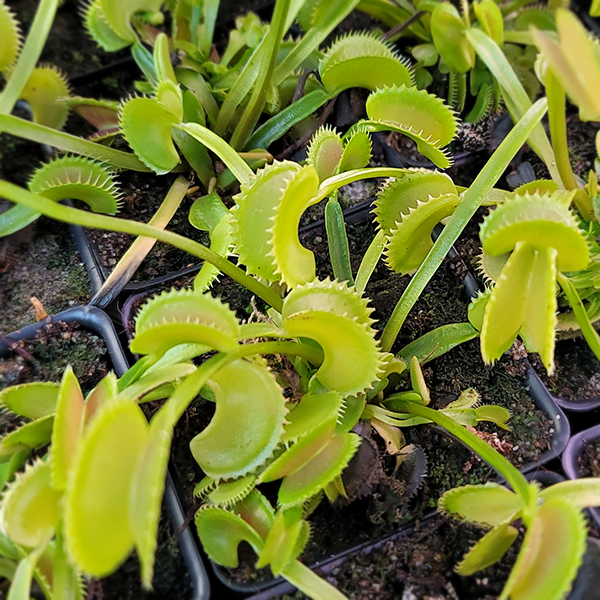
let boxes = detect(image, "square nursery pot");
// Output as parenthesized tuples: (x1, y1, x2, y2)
(0, 306, 210, 600)
(562, 424, 600, 530)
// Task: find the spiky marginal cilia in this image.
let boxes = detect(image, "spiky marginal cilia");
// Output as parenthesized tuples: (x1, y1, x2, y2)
(479, 192, 590, 373)
(131, 287, 241, 355)
(0, 1, 21, 73)
(282, 279, 385, 396)
(190, 358, 288, 480)
(231, 160, 321, 288)
(319, 32, 414, 95)
(363, 85, 458, 169)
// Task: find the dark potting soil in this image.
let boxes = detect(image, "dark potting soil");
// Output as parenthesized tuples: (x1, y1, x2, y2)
(0, 106, 92, 333)
(91, 511, 193, 600)
(0, 319, 108, 394)
(84, 172, 208, 282)
(532, 339, 600, 406)
(279, 515, 520, 600)
(579, 438, 600, 479)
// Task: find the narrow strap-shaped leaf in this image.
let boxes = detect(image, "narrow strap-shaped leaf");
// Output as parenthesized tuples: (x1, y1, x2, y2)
(0, 113, 152, 172)
(176, 122, 254, 185)
(456, 523, 519, 576)
(397, 323, 479, 365)
(355, 229, 386, 294)
(558, 273, 600, 363)
(245, 89, 331, 150)
(466, 28, 560, 182)
(325, 198, 353, 284)
(281, 559, 348, 600)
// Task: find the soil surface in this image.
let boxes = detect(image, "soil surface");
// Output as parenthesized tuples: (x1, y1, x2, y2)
(279, 515, 520, 600)
(580, 438, 600, 479)
(0, 319, 108, 394)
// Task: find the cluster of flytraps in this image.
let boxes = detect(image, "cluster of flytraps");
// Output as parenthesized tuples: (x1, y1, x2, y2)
(2, 0, 600, 599)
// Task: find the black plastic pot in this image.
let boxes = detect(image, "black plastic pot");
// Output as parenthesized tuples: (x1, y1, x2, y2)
(243, 471, 568, 600)
(0, 306, 210, 600)
(562, 424, 600, 530)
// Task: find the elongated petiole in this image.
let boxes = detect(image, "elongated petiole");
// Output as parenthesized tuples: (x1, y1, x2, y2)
(175, 122, 254, 184)
(380, 99, 549, 352)
(317, 167, 411, 201)
(0, 180, 284, 312)
(0, 114, 152, 172)
(229, 0, 291, 149)
(391, 400, 531, 502)
(546, 71, 593, 220)
(355, 230, 386, 294)
(467, 29, 560, 184)
(91, 176, 190, 308)
(0, 0, 59, 114)
(160, 338, 323, 425)
(558, 273, 600, 362)
(281, 560, 348, 600)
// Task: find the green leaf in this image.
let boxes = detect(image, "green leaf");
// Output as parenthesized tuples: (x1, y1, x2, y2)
(282, 279, 384, 396)
(282, 392, 342, 443)
(19, 66, 70, 129)
(319, 32, 414, 95)
(256, 510, 304, 575)
(540, 479, 600, 508)
(500, 499, 586, 600)
(439, 483, 524, 526)
(397, 323, 479, 365)
(480, 242, 535, 364)
(0, 2, 20, 72)
(456, 523, 518, 575)
(307, 126, 344, 183)
(0, 383, 58, 420)
(232, 161, 320, 287)
(431, 3, 474, 74)
(277, 432, 360, 508)
(190, 359, 287, 480)
(363, 86, 457, 168)
(195, 507, 263, 568)
(120, 96, 180, 174)
(64, 399, 150, 577)
(51, 366, 85, 491)
(83, 0, 130, 52)
(2, 461, 61, 548)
